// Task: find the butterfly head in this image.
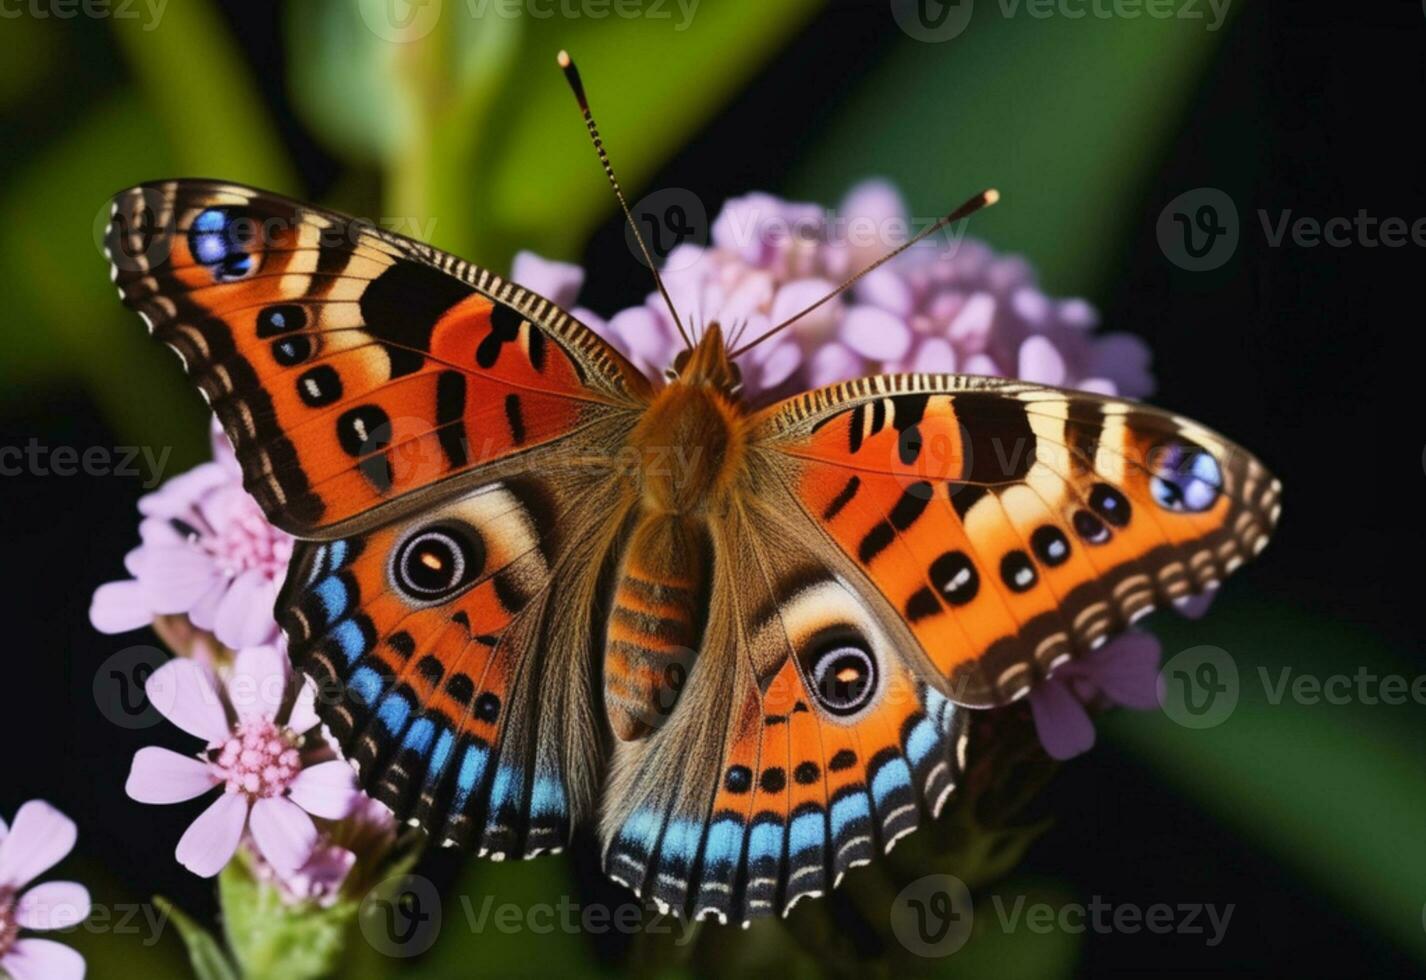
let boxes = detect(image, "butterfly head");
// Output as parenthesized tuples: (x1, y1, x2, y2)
(671, 321, 742, 396)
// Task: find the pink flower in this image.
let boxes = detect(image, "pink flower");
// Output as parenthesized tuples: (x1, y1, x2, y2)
(250, 796, 398, 909)
(0, 801, 90, 980)
(1028, 631, 1163, 760)
(126, 645, 358, 878)
(513, 180, 1153, 404)
(90, 421, 293, 650)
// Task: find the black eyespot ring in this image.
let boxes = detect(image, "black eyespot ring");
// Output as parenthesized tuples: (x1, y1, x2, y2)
(803, 626, 879, 717)
(392, 523, 484, 602)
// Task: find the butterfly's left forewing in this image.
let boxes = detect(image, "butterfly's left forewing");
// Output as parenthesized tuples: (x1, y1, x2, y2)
(106, 180, 650, 537)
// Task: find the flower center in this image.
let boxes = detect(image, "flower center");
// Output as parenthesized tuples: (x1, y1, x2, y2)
(206, 501, 293, 579)
(0, 887, 18, 957)
(211, 719, 302, 800)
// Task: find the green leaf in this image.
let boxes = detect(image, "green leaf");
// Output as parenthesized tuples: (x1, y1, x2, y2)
(287, 0, 821, 267)
(153, 896, 240, 980)
(0, 91, 208, 462)
(219, 852, 359, 980)
(1106, 594, 1426, 963)
(792, 13, 1235, 296)
(108, 2, 292, 189)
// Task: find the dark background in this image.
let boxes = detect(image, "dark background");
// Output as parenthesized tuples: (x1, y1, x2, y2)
(2, 0, 1422, 975)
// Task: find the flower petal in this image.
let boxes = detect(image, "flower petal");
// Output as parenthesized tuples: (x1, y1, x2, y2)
(88, 580, 153, 634)
(1029, 680, 1097, 760)
(511, 251, 584, 308)
(1018, 335, 1067, 386)
(0, 802, 76, 889)
(213, 569, 280, 650)
(131, 544, 221, 613)
(16, 881, 92, 931)
(285, 679, 321, 734)
(808, 342, 864, 389)
(145, 659, 229, 744)
(249, 797, 318, 876)
(1174, 592, 1215, 620)
(758, 342, 802, 390)
(911, 337, 957, 374)
(840, 305, 911, 361)
(2, 938, 86, 980)
(126, 747, 218, 805)
(287, 761, 357, 820)
(228, 644, 288, 722)
(175, 792, 248, 878)
(1086, 631, 1163, 710)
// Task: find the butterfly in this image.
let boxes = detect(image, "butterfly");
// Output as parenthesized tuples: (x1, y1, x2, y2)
(103, 170, 1278, 923)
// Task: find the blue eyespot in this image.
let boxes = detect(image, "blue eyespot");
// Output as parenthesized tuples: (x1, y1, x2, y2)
(187, 207, 255, 282)
(1149, 441, 1223, 513)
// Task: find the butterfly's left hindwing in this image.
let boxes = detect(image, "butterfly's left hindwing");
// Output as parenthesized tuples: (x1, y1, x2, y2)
(105, 180, 650, 536)
(279, 471, 629, 855)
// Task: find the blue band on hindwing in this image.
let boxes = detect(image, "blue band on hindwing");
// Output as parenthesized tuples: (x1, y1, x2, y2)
(789, 809, 826, 856)
(871, 757, 912, 804)
(376, 691, 411, 735)
(702, 819, 744, 869)
(330, 619, 367, 664)
(402, 717, 435, 756)
(349, 666, 383, 706)
(905, 717, 939, 766)
(530, 774, 566, 818)
(830, 792, 871, 837)
(427, 729, 455, 783)
(453, 742, 489, 810)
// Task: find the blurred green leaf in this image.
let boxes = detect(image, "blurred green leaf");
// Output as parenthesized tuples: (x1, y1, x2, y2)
(0, 91, 207, 463)
(154, 896, 240, 980)
(288, 0, 820, 265)
(946, 880, 1082, 979)
(793, 13, 1235, 296)
(220, 852, 359, 980)
(1107, 594, 1426, 963)
(0, 14, 58, 110)
(415, 856, 607, 979)
(109, 2, 292, 189)
(56, 865, 188, 979)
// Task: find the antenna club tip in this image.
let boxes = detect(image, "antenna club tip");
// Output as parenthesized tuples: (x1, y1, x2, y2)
(556, 49, 571, 68)
(983, 188, 1000, 205)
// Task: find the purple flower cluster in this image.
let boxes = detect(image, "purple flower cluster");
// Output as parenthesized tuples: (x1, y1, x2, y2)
(514, 179, 1173, 756)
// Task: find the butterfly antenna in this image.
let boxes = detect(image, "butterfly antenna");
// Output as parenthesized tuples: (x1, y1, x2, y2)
(558, 50, 693, 350)
(728, 188, 1000, 359)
